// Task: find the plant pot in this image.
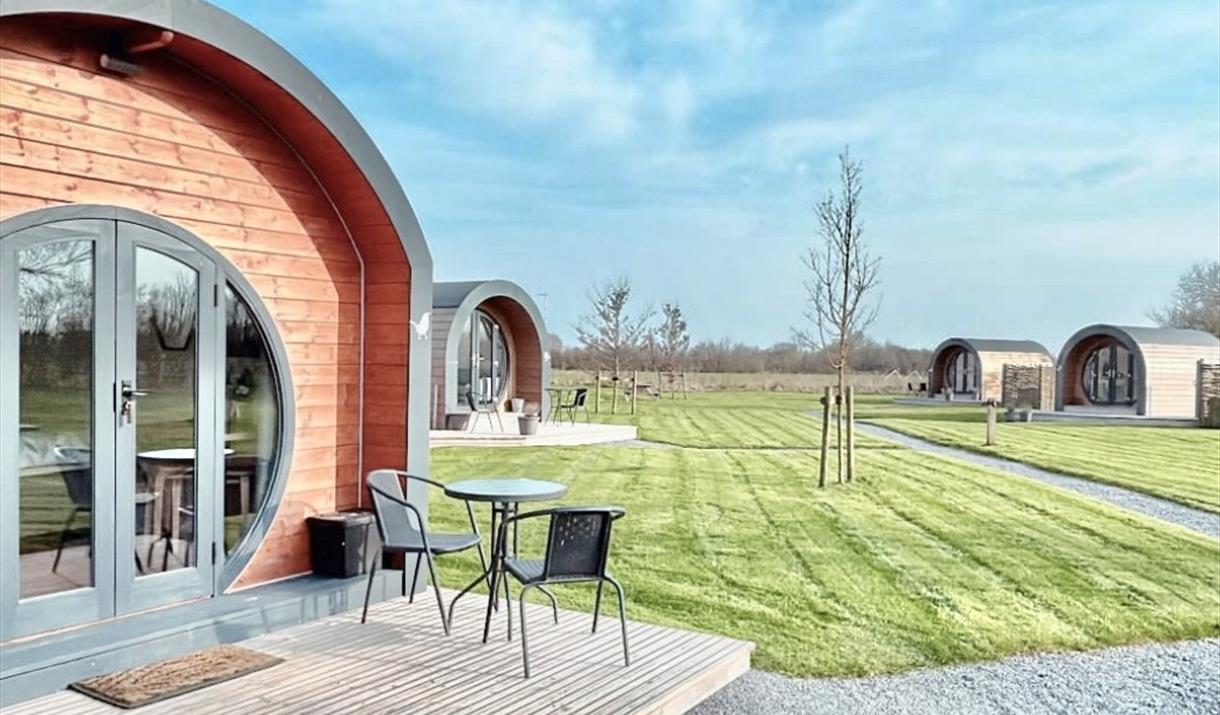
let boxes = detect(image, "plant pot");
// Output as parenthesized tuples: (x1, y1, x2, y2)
(511, 397, 525, 413)
(518, 415, 540, 435)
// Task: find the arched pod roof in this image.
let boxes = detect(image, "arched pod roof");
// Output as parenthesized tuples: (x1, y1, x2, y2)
(433, 280, 548, 349)
(931, 338, 1054, 358)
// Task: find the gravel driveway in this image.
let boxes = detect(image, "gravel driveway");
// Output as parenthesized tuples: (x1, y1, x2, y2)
(694, 638, 1220, 715)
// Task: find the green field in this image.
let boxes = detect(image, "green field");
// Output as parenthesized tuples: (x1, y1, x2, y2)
(429, 392, 1220, 677)
(854, 399, 1220, 512)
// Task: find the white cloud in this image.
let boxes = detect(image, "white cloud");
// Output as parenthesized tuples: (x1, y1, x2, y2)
(311, 0, 641, 142)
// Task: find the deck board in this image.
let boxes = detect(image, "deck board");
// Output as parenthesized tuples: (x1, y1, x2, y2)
(7, 590, 752, 714)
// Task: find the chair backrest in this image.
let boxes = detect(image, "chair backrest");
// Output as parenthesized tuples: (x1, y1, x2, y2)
(543, 507, 623, 579)
(572, 388, 588, 408)
(54, 447, 92, 508)
(465, 391, 480, 411)
(367, 469, 421, 542)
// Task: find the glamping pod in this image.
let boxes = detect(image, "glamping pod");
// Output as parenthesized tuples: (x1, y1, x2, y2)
(1056, 325, 1220, 418)
(928, 338, 1055, 405)
(0, 0, 432, 654)
(431, 280, 550, 428)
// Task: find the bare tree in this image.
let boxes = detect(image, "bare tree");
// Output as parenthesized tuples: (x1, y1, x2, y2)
(573, 277, 654, 382)
(1150, 261, 1220, 338)
(796, 147, 881, 486)
(656, 302, 691, 382)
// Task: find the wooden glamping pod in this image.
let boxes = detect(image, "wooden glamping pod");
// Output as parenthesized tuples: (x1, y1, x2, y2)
(0, 0, 431, 661)
(1056, 325, 1220, 418)
(431, 280, 550, 428)
(928, 338, 1055, 407)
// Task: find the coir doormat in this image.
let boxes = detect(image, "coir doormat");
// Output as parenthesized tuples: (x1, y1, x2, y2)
(69, 644, 283, 709)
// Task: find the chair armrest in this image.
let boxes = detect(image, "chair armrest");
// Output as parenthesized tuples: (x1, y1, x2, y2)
(367, 483, 429, 534)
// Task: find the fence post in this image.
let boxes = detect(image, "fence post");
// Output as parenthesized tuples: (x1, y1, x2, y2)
(985, 400, 997, 446)
(1197, 360, 1204, 423)
(595, 369, 602, 414)
(846, 385, 856, 482)
(682, 372, 688, 399)
(612, 374, 619, 414)
(819, 386, 831, 488)
(657, 369, 663, 398)
(631, 371, 638, 414)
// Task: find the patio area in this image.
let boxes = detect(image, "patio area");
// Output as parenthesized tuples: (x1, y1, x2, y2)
(10, 589, 753, 714)
(430, 414, 638, 447)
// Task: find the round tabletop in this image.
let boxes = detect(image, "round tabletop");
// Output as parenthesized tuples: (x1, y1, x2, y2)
(138, 448, 235, 461)
(444, 477, 567, 504)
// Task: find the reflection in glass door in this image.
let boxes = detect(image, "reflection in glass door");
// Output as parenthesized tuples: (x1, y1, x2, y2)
(115, 225, 216, 613)
(1, 218, 218, 640)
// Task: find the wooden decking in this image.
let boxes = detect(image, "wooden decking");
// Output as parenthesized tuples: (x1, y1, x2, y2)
(9, 590, 752, 714)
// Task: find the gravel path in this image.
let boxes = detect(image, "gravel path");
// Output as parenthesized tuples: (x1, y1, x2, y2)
(693, 638, 1220, 715)
(855, 423, 1220, 539)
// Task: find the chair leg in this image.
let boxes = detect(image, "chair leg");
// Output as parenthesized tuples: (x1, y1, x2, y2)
(592, 580, 605, 633)
(408, 555, 422, 603)
(52, 507, 79, 573)
(538, 585, 560, 624)
(607, 576, 629, 666)
(422, 549, 449, 635)
(519, 584, 534, 678)
(361, 552, 379, 624)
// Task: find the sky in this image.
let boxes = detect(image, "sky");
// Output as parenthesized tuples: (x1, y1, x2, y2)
(214, 0, 1220, 353)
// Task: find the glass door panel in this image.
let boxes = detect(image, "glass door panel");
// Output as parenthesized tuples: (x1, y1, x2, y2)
(475, 314, 494, 404)
(1, 220, 115, 640)
(114, 224, 217, 614)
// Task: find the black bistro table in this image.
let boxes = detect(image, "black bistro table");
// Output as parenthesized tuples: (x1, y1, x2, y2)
(444, 477, 567, 641)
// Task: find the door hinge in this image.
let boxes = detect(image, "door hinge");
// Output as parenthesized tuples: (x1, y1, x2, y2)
(213, 284, 219, 307)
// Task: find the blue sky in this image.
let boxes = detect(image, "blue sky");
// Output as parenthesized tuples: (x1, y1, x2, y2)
(216, 0, 1219, 353)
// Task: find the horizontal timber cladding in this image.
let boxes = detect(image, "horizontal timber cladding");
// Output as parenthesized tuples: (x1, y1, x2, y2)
(0, 17, 413, 588)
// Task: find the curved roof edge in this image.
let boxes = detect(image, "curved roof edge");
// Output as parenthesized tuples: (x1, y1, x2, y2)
(1, 0, 431, 272)
(433, 279, 547, 336)
(931, 337, 1053, 359)
(1058, 323, 1219, 362)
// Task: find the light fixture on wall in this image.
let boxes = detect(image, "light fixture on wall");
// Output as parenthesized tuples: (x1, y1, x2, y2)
(99, 27, 174, 77)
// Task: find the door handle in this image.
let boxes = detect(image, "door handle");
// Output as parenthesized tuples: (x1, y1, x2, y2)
(120, 380, 150, 424)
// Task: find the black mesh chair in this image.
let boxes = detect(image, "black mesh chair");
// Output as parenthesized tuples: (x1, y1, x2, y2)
(555, 388, 590, 426)
(466, 391, 504, 432)
(362, 469, 487, 634)
(497, 506, 628, 678)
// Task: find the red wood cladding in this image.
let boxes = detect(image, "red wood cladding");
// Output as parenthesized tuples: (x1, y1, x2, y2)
(0, 18, 412, 589)
(481, 297, 544, 411)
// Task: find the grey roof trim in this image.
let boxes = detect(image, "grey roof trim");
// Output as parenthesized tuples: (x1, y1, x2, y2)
(1102, 325, 1220, 348)
(0, 0, 432, 275)
(435, 280, 550, 416)
(930, 337, 1054, 360)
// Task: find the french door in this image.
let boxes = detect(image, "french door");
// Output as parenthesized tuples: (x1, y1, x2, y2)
(1, 218, 219, 640)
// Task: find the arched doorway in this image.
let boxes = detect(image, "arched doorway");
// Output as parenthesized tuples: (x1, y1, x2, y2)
(0, 209, 291, 640)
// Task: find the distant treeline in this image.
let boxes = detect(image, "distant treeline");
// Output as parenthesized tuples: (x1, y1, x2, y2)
(550, 336, 931, 375)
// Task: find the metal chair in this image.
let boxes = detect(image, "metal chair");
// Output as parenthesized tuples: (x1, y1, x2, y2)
(362, 469, 488, 634)
(466, 391, 504, 432)
(555, 388, 590, 426)
(53, 447, 149, 575)
(497, 506, 628, 678)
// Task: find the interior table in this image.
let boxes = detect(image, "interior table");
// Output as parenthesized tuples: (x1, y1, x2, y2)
(443, 477, 567, 642)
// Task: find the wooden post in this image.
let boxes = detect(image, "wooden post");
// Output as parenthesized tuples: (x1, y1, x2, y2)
(818, 387, 832, 488)
(657, 369, 663, 399)
(1197, 359, 1204, 423)
(846, 385, 855, 482)
(985, 400, 997, 446)
(631, 371, 638, 415)
(595, 369, 602, 414)
(682, 372, 688, 399)
(835, 387, 844, 483)
(611, 375, 619, 414)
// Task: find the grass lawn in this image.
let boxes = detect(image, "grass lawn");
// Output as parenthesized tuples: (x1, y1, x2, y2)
(854, 398, 1220, 512)
(428, 392, 1220, 678)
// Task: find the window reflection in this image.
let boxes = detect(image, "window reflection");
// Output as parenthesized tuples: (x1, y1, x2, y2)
(16, 238, 95, 597)
(223, 285, 280, 554)
(1082, 342, 1136, 406)
(456, 309, 510, 407)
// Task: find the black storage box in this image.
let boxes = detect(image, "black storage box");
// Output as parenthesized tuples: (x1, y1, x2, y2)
(307, 510, 373, 578)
